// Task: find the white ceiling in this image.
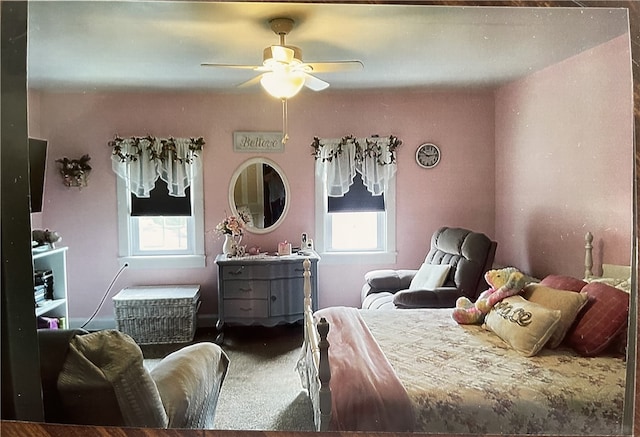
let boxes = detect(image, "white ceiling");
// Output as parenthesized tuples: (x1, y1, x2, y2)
(26, 1, 630, 93)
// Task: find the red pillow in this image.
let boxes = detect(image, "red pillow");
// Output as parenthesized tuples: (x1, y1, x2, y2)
(564, 282, 629, 356)
(540, 275, 587, 292)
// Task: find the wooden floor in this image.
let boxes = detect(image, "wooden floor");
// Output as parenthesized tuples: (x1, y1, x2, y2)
(1, 420, 305, 437)
(0, 420, 403, 437)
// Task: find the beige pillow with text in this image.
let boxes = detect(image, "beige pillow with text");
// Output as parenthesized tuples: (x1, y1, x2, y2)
(484, 295, 561, 357)
(522, 284, 589, 348)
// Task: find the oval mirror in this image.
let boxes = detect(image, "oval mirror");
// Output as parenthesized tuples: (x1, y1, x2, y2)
(229, 158, 289, 234)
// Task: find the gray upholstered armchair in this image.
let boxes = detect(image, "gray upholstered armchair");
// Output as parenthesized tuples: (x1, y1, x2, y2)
(38, 328, 229, 429)
(361, 227, 497, 309)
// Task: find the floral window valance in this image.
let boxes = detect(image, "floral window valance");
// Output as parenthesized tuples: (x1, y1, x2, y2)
(311, 135, 401, 196)
(109, 135, 204, 197)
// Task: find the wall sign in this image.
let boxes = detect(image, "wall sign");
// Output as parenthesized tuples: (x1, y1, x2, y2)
(233, 131, 284, 153)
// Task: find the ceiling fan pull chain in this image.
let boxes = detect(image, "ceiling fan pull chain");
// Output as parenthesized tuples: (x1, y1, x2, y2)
(282, 98, 289, 144)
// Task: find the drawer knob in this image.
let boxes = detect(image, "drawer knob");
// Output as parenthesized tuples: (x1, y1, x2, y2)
(239, 287, 252, 293)
(271, 295, 277, 302)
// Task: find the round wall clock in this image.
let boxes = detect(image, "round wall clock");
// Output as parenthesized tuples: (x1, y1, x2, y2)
(415, 143, 441, 168)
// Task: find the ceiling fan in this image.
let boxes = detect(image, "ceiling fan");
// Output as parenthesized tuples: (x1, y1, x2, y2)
(201, 17, 364, 99)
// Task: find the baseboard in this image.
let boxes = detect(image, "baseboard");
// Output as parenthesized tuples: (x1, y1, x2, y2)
(68, 317, 116, 331)
(69, 313, 219, 331)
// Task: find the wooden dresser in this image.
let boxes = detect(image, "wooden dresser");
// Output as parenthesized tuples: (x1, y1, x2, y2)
(215, 252, 320, 342)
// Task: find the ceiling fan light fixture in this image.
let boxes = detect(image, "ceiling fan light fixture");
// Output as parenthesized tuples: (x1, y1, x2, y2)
(260, 71, 305, 99)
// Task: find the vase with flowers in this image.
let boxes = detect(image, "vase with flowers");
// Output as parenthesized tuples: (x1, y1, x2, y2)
(216, 214, 246, 256)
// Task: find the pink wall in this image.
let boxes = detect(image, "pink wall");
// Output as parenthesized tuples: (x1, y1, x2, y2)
(29, 88, 496, 323)
(28, 34, 632, 324)
(494, 34, 633, 278)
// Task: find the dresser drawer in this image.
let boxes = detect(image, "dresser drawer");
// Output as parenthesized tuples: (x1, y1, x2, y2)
(221, 262, 306, 280)
(224, 299, 268, 318)
(223, 280, 269, 299)
(222, 264, 273, 280)
(268, 262, 307, 279)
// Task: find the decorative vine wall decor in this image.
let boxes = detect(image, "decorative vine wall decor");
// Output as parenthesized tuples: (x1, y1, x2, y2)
(56, 155, 92, 188)
(310, 135, 401, 165)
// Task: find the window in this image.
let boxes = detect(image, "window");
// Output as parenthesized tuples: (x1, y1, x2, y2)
(130, 179, 193, 255)
(116, 173, 204, 269)
(132, 217, 190, 253)
(112, 136, 205, 269)
(313, 136, 398, 264)
(316, 173, 396, 264)
(329, 212, 381, 250)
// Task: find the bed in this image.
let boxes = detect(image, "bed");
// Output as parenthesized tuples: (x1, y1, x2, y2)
(297, 232, 632, 434)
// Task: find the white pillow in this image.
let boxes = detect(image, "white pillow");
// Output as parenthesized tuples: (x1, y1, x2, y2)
(585, 276, 631, 293)
(409, 263, 451, 290)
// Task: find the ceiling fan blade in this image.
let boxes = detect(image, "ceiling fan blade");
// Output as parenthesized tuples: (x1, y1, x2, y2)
(303, 73, 330, 92)
(237, 74, 264, 88)
(305, 60, 364, 73)
(201, 63, 261, 70)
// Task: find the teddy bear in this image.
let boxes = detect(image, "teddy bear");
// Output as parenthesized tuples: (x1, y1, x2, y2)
(452, 267, 526, 325)
(32, 229, 62, 247)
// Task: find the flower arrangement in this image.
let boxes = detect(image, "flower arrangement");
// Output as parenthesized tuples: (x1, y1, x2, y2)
(215, 214, 246, 236)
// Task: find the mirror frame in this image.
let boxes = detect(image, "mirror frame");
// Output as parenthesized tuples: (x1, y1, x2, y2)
(228, 157, 290, 234)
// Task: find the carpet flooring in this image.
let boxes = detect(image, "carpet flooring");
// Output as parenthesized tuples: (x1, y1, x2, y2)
(141, 324, 315, 431)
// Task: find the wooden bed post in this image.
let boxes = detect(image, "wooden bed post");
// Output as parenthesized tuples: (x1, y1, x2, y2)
(585, 232, 594, 278)
(317, 317, 331, 431)
(303, 258, 312, 310)
(301, 257, 332, 431)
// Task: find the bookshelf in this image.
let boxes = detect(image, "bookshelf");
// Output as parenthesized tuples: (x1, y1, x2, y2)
(32, 246, 68, 326)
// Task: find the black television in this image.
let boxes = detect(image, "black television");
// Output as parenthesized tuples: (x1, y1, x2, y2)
(28, 138, 48, 213)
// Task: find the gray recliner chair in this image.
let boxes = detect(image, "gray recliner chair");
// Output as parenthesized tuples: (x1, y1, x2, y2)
(361, 227, 497, 309)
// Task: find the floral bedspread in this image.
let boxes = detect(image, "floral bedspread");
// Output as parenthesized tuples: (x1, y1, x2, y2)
(360, 308, 626, 435)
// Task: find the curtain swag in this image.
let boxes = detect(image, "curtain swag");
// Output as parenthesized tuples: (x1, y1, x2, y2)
(311, 135, 401, 165)
(311, 135, 402, 197)
(109, 135, 205, 198)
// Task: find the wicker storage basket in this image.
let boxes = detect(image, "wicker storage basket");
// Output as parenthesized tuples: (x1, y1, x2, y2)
(113, 285, 200, 344)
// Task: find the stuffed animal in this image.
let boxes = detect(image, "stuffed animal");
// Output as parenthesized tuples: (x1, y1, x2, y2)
(452, 296, 483, 324)
(452, 267, 526, 325)
(32, 229, 62, 247)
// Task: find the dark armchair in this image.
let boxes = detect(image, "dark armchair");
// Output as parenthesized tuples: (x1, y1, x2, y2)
(361, 227, 497, 309)
(38, 328, 229, 429)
